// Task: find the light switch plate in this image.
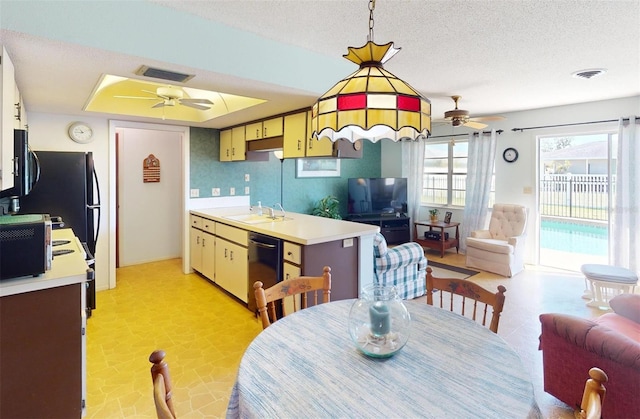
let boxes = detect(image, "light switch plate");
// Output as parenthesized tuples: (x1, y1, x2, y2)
(245, 174, 250, 182)
(230, 187, 235, 195)
(244, 186, 250, 194)
(190, 189, 199, 198)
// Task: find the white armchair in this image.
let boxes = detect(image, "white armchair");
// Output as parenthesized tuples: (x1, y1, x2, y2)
(465, 204, 528, 277)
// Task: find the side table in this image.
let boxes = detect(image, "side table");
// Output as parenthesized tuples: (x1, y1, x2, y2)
(414, 220, 460, 258)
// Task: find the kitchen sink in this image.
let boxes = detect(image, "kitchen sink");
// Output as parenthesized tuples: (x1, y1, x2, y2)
(223, 214, 292, 224)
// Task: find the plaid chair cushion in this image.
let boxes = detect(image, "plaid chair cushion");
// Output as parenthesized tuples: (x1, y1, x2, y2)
(373, 232, 427, 299)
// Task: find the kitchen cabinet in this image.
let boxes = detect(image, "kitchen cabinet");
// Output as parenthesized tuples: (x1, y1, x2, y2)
(1, 46, 16, 192)
(190, 215, 215, 279)
(283, 111, 333, 158)
(283, 241, 302, 280)
(215, 223, 248, 302)
(282, 241, 302, 314)
(219, 126, 246, 162)
(283, 112, 306, 158)
(305, 112, 334, 157)
(14, 84, 26, 129)
(245, 116, 283, 140)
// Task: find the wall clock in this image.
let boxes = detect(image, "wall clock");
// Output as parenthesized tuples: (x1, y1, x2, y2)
(68, 122, 94, 144)
(503, 147, 519, 163)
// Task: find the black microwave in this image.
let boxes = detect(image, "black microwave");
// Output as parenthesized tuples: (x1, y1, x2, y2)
(0, 213, 52, 280)
(0, 129, 40, 199)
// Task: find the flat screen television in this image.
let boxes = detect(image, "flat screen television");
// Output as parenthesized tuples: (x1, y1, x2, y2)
(347, 177, 408, 216)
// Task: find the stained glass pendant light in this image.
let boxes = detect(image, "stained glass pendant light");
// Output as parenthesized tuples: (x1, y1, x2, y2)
(311, 0, 431, 143)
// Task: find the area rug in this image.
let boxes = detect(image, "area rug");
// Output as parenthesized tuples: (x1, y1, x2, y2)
(428, 261, 480, 279)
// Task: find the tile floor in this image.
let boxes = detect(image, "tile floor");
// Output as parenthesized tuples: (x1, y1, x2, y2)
(86, 253, 606, 418)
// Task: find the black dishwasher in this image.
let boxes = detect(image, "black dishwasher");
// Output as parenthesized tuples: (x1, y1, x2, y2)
(247, 232, 283, 313)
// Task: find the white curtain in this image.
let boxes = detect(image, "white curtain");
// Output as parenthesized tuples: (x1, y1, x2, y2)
(402, 138, 425, 239)
(460, 130, 498, 252)
(612, 116, 639, 274)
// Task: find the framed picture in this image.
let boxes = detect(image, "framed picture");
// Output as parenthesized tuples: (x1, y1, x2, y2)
(296, 158, 341, 178)
(444, 211, 453, 224)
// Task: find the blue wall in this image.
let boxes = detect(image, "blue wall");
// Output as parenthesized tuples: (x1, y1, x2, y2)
(190, 127, 381, 216)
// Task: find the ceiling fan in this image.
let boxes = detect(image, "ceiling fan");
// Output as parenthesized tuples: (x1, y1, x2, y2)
(436, 95, 504, 129)
(115, 86, 213, 110)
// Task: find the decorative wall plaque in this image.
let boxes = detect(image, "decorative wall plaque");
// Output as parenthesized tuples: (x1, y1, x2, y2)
(143, 154, 160, 183)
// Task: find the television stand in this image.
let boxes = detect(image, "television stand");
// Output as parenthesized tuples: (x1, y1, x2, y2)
(346, 214, 410, 245)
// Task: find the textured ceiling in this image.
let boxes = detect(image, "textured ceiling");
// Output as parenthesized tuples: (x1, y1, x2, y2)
(1, 0, 638, 130)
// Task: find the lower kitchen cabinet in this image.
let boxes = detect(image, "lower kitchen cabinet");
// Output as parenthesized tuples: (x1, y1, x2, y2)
(190, 216, 215, 280)
(1, 282, 85, 418)
(215, 236, 248, 302)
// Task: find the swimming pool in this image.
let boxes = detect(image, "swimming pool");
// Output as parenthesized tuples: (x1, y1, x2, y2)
(540, 219, 608, 255)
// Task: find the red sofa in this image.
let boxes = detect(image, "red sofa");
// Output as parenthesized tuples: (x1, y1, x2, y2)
(539, 293, 640, 418)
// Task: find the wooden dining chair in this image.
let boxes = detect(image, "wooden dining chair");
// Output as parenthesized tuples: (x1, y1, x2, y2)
(426, 267, 507, 333)
(254, 266, 331, 329)
(575, 367, 608, 419)
(149, 350, 177, 419)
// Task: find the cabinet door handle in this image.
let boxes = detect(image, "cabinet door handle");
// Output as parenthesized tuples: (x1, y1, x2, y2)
(197, 236, 200, 245)
(230, 250, 234, 261)
(225, 248, 228, 258)
(232, 147, 235, 156)
(297, 139, 301, 151)
(202, 237, 206, 247)
(264, 127, 267, 137)
(256, 128, 260, 138)
(285, 273, 290, 280)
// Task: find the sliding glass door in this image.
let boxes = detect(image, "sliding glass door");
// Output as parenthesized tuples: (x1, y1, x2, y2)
(537, 132, 616, 271)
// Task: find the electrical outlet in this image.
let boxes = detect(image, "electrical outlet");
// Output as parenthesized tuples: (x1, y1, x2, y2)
(343, 238, 354, 248)
(245, 173, 250, 182)
(212, 188, 220, 196)
(190, 189, 199, 198)
(230, 187, 235, 195)
(245, 186, 250, 194)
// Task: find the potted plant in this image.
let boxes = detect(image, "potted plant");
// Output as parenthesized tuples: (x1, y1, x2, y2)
(312, 195, 342, 220)
(429, 208, 439, 222)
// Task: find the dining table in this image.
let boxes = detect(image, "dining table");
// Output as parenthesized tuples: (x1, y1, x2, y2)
(226, 299, 542, 418)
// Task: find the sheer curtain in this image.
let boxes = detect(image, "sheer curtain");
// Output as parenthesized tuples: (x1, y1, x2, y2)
(402, 138, 425, 240)
(460, 130, 498, 252)
(612, 116, 639, 274)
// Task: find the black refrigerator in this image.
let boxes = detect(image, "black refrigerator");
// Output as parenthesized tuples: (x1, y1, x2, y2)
(18, 151, 101, 316)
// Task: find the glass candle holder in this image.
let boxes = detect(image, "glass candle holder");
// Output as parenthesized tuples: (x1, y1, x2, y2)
(348, 285, 411, 358)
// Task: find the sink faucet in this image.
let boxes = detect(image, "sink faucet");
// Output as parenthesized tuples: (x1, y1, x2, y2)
(274, 203, 286, 219)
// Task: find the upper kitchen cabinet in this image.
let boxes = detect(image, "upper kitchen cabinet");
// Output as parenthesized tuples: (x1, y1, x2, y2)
(283, 111, 333, 158)
(14, 84, 27, 130)
(283, 112, 307, 158)
(219, 126, 246, 162)
(1, 46, 17, 192)
(245, 116, 283, 140)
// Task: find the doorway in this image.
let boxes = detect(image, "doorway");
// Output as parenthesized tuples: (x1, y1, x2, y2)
(108, 121, 190, 288)
(537, 132, 616, 271)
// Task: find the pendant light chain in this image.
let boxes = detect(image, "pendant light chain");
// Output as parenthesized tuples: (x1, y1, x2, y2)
(368, 0, 376, 42)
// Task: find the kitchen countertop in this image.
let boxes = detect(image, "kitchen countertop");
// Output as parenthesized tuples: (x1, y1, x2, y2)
(0, 228, 88, 297)
(191, 206, 379, 245)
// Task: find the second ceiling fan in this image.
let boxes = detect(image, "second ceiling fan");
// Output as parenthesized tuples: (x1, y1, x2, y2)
(438, 95, 504, 129)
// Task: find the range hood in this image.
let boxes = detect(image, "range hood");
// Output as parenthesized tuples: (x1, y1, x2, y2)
(246, 137, 363, 159)
(246, 137, 283, 152)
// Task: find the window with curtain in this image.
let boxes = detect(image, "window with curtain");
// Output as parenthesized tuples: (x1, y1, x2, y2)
(422, 140, 495, 206)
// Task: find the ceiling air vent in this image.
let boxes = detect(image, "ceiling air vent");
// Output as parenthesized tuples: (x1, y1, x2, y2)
(135, 65, 194, 83)
(571, 68, 607, 80)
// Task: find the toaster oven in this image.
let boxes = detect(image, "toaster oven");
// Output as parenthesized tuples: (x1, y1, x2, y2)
(0, 214, 52, 280)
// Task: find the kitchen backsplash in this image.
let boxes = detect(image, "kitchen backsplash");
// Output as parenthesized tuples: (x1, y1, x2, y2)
(189, 127, 381, 216)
